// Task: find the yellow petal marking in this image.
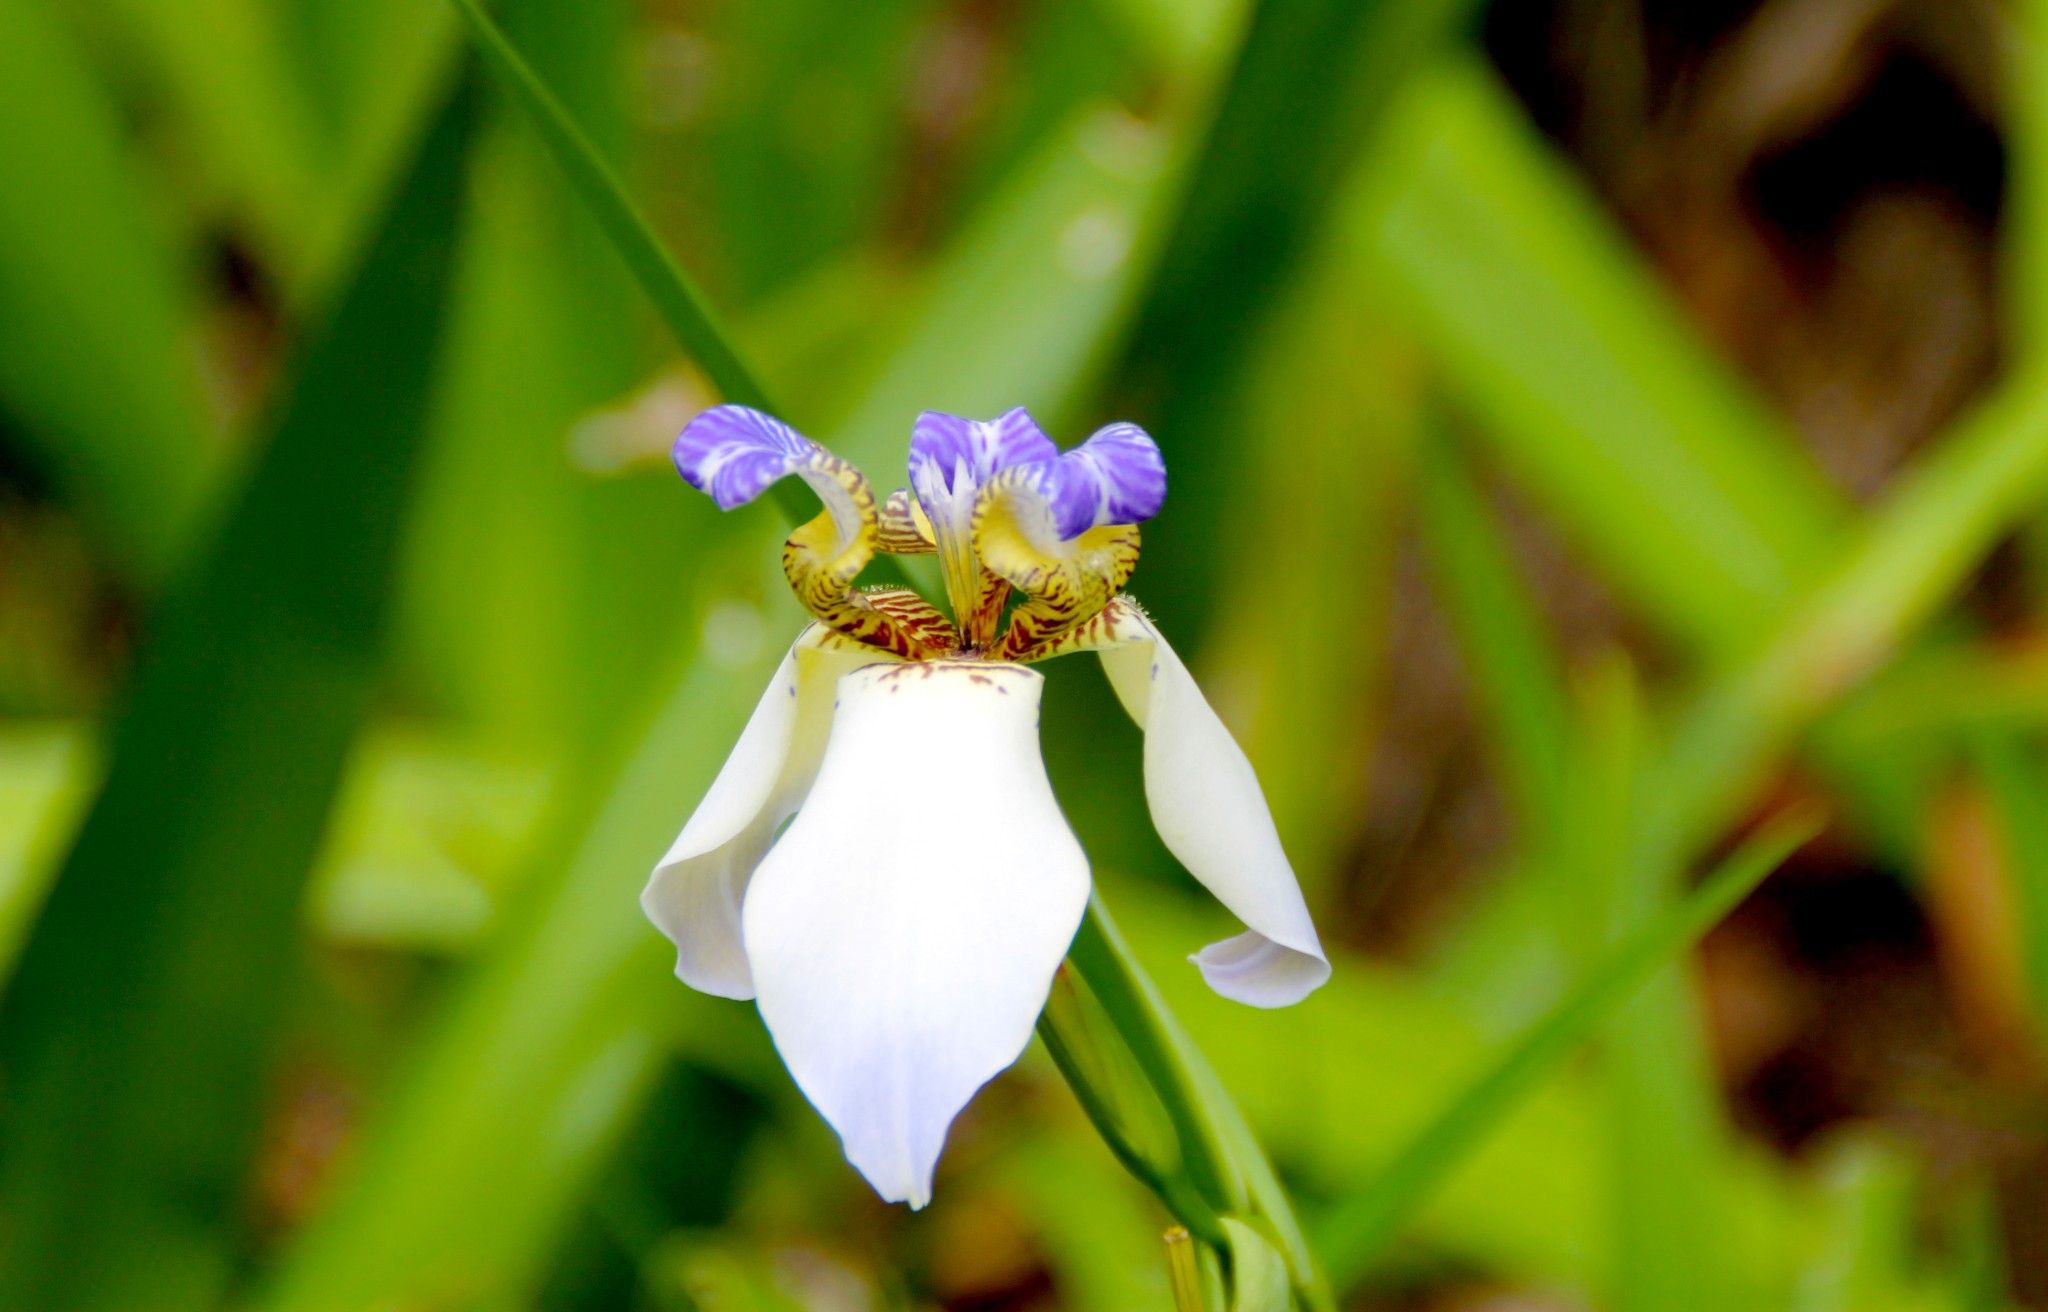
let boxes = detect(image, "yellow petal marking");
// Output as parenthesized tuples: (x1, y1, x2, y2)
(973, 467, 1139, 661)
(782, 451, 950, 659)
(875, 489, 936, 555)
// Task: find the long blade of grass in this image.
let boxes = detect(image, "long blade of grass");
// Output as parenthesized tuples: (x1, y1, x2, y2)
(1365, 56, 1846, 662)
(1415, 416, 1571, 854)
(451, 0, 770, 412)
(1118, 0, 1484, 641)
(1566, 661, 1739, 1312)
(1316, 809, 1819, 1287)
(0, 0, 216, 585)
(0, 68, 477, 1312)
(1646, 362, 2048, 870)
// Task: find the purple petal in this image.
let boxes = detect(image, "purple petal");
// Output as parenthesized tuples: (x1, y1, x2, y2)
(909, 409, 1058, 504)
(1041, 422, 1167, 539)
(673, 405, 819, 510)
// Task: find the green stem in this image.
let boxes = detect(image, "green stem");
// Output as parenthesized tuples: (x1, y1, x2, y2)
(1165, 1227, 1206, 1312)
(1035, 990, 1228, 1248)
(1065, 897, 1249, 1218)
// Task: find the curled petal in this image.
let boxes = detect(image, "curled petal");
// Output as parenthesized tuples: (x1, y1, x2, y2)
(1030, 599, 1328, 1007)
(669, 407, 941, 658)
(673, 404, 823, 511)
(639, 627, 885, 999)
(975, 460, 1138, 658)
(744, 662, 1090, 1207)
(1040, 422, 1167, 541)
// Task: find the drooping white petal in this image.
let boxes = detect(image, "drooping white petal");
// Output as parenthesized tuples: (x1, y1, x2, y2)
(743, 661, 1089, 1207)
(1093, 603, 1330, 1008)
(640, 628, 882, 1000)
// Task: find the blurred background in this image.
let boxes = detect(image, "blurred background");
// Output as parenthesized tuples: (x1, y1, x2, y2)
(2, 0, 2047, 1307)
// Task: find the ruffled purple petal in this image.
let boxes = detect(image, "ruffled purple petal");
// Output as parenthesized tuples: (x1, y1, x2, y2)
(1041, 421, 1167, 540)
(673, 405, 819, 510)
(909, 409, 1058, 505)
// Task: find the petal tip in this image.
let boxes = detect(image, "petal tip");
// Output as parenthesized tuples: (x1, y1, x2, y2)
(671, 404, 816, 510)
(1190, 932, 1330, 1009)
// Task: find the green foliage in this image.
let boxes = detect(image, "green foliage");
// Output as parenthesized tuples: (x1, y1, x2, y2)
(0, 66, 477, 1310)
(2, 1, 2045, 1309)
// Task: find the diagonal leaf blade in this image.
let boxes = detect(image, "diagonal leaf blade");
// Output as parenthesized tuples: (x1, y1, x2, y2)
(1316, 809, 1820, 1287)
(0, 67, 478, 1312)
(451, 0, 770, 412)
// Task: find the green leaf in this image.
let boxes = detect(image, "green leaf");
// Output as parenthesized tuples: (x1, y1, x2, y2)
(1563, 661, 1741, 1312)
(1791, 1136, 1928, 1312)
(0, 0, 215, 585)
(92, 0, 329, 282)
(1315, 809, 1819, 1287)
(1646, 362, 2048, 872)
(1364, 55, 1846, 662)
(0, 726, 94, 989)
(1067, 898, 1248, 1219)
(1971, 731, 2048, 1028)
(255, 621, 783, 1311)
(995, 1128, 1187, 1312)
(1221, 1219, 1291, 1312)
(0, 67, 477, 1311)
(451, 0, 772, 412)
(1072, 898, 1334, 1312)
(1119, 0, 1484, 641)
(1415, 418, 1570, 857)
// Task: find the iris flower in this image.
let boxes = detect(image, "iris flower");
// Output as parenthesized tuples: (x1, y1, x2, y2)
(642, 405, 1328, 1207)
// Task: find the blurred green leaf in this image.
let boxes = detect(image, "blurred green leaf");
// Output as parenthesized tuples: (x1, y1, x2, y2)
(1314, 808, 1818, 1287)
(1647, 363, 2048, 871)
(396, 0, 672, 752)
(1198, 243, 1414, 900)
(1416, 418, 1570, 859)
(1969, 732, 2048, 1029)
(90, 0, 327, 278)
(1365, 55, 1847, 663)
(1121, 0, 1484, 643)
(826, 103, 1176, 467)
(454, 0, 772, 413)
(1221, 1218, 1290, 1312)
(0, 0, 215, 585)
(255, 603, 787, 1311)
(1792, 1136, 1933, 1312)
(1564, 660, 1740, 1312)
(683, 0, 926, 302)
(0, 68, 476, 1310)
(2009, 8, 2048, 356)
(306, 730, 552, 953)
(0, 726, 94, 989)
(996, 1128, 1179, 1312)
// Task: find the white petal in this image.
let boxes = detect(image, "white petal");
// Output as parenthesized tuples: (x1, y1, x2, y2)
(1094, 605, 1330, 1008)
(743, 661, 1089, 1207)
(640, 628, 881, 1000)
